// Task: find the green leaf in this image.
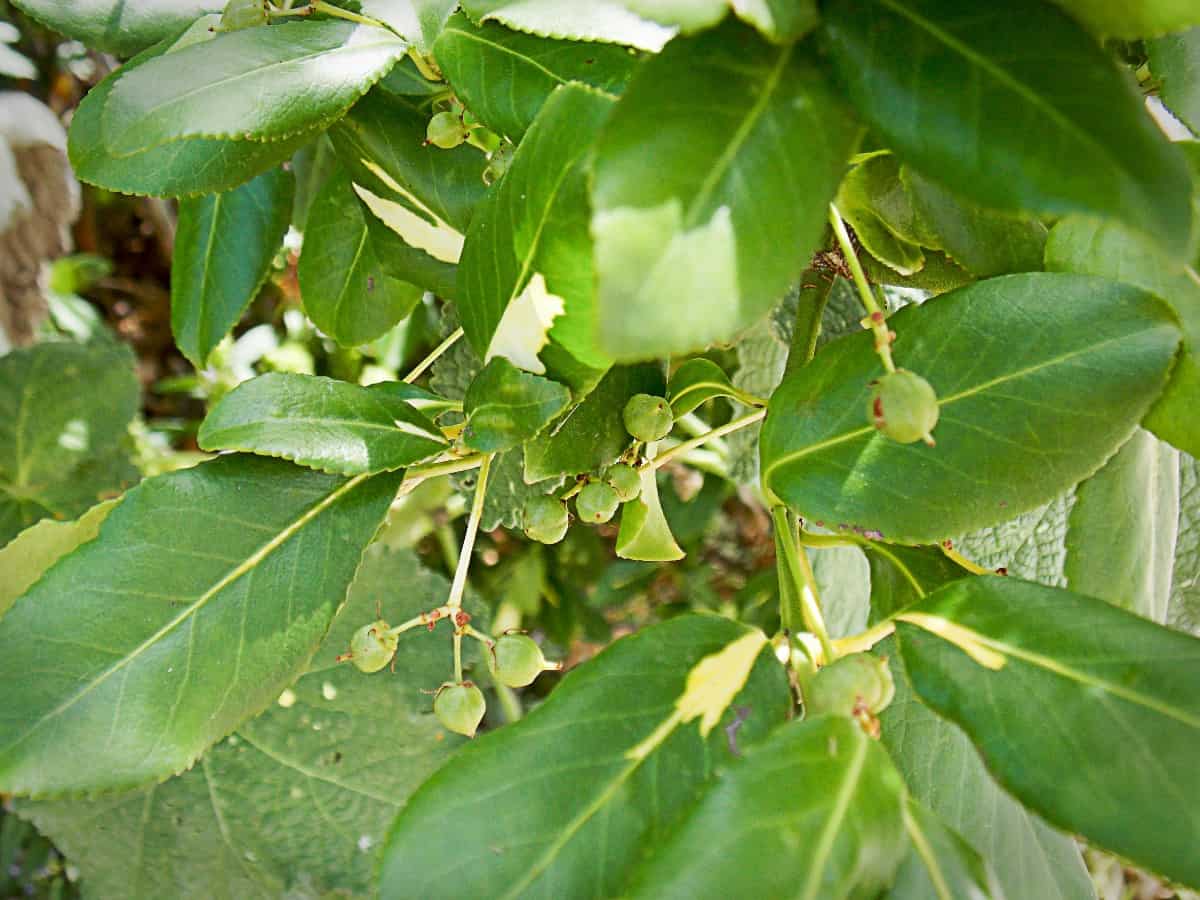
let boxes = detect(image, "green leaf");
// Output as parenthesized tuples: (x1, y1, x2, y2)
(728, 315, 790, 485)
(460, 0, 677, 51)
(761, 273, 1181, 543)
(667, 358, 760, 416)
(17, 547, 480, 897)
(864, 545, 970, 621)
(1065, 429, 1179, 622)
(0, 341, 139, 547)
(68, 30, 312, 197)
(379, 615, 791, 898)
(896, 576, 1200, 888)
(100, 21, 405, 157)
(299, 171, 425, 347)
(329, 87, 487, 236)
(458, 83, 615, 374)
(836, 154, 927, 277)
(592, 22, 857, 360)
(198, 373, 447, 475)
(11, 0, 221, 56)
(1049, 0, 1200, 39)
(0, 455, 402, 796)
(953, 496, 1073, 587)
(901, 166, 1048, 278)
(1150, 28, 1200, 135)
(628, 715, 907, 900)
(462, 358, 572, 452)
(171, 168, 294, 368)
(616, 468, 685, 561)
(524, 363, 664, 481)
(362, 0, 457, 52)
(1170, 453, 1200, 634)
(1045, 215, 1200, 456)
(434, 12, 639, 142)
(885, 801, 1004, 900)
(0, 500, 116, 622)
(821, 0, 1195, 259)
(877, 640, 1094, 900)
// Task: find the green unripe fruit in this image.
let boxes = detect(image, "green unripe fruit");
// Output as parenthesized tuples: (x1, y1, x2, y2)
(434, 681, 486, 737)
(867, 369, 939, 445)
(220, 0, 268, 30)
(487, 633, 548, 688)
(604, 463, 642, 503)
(623, 394, 674, 442)
(348, 620, 398, 673)
(523, 495, 569, 544)
(576, 481, 620, 524)
(804, 653, 895, 720)
(426, 111, 468, 149)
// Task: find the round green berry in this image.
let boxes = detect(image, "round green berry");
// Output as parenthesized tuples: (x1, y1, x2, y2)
(576, 481, 619, 524)
(604, 463, 642, 503)
(623, 394, 674, 442)
(434, 681, 486, 737)
(523, 495, 569, 544)
(804, 654, 895, 719)
(426, 111, 468, 149)
(220, 0, 268, 30)
(867, 369, 939, 444)
(487, 633, 548, 688)
(348, 620, 398, 674)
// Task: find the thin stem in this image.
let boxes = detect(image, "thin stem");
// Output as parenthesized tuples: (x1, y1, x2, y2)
(310, 0, 385, 28)
(407, 48, 442, 82)
(386, 605, 452, 637)
(940, 541, 991, 576)
(268, 4, 311, 18)
(798, 531, 863, 549)
(463, 624, 494, 648)
(434, 523, 460, 573)
(771, 506, 835, 663)
(400, 453, 485, 492)
(446, 453, 493, 609)
(828, 204, 896, 373)
(403, 327, 463, 384)
(558, 480, 585, 502)
(831, 620, 896, 656)
(453, 631, 463, 682)
(494, 684, 524, 723)
(647, 408, 766, 472)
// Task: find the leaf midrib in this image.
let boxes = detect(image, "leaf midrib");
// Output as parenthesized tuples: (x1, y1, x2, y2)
(0, 473, 370, 757)
(800, 729, 869, 900)
(442, 25, 570, 87)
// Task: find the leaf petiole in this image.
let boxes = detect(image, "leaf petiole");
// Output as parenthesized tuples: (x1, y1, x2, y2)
(646, 407, 766, 472)
(446, 453, 493, 610)
(771, 505, 835, 663)
(402, 327, 463, 384)
(828, 204, 897, 373)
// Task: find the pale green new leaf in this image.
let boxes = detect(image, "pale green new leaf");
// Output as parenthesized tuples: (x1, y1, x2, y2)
(100, 21, 405, 156)
(1045, 215, 1200, 456)
(1066, 429, 1179, 622)
(18, 547, 481, 897)
(592, 21, 857, 360)
(458, 83, 615, 374)
(1149, 28, 1200, 135)
(667, 358, 760, 416)
(198, 373, 447, 475)
(299, 172, 425, 347)
(0, 455, 402, 796)
(821, 0, 1194, 258)
(0, 341, 139, 547)
(379, 615, 791, 898)
(885, 801, 1005, 900)
(897, 577, 1200, 888)
(836, 154, 927, 276)
(463, 357, 571, 452)
(616, 467, 685, 562)
(761, 273, 1181, 543)
(434, 12, 639, 141)
(0, 500, 115, 621)
(68, 33, 310, 198)
(11, 0, 220, 56)
(461, 0, 676, 51)
(172, 168, 294, 368)
(628, 716, 908, 900)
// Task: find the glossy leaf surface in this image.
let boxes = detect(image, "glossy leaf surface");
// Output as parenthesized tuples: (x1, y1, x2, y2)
(18, 547, 479, 897)
(0, 456, 401, 796)
(761, 273, 1180, 543)
(362, 0, 457, 51)
(822, 0, 1194, 258)
(0, 341, 139, 547)
(463, 357, 572, 452)
(897, 576, 1200, 888)
(198, 374, 447, 475)
(629, 715, 907, 900)
(592, 21, 856, 359)
(379, 615, 790, 898)
(171, 168, 294, 367)
(11, 0, 220, 55)
(460, 0, 676, 51)
(299, 172, 425, 347)
(1045, 215, 1200, 456)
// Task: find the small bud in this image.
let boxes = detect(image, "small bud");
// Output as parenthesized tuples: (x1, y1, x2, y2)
(867, 369, 939, 445)
(487, 633, 556, 688)
(576, 481, 619, 524)
(623, 394, 674, 442)
(434, 681, 486, 737)
(345, 620, 398, 674)
(604, 463, 642, 503)
(523, 495, 569, 544)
